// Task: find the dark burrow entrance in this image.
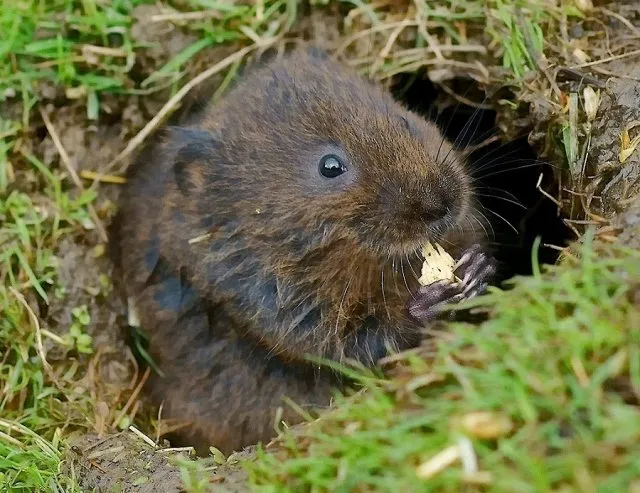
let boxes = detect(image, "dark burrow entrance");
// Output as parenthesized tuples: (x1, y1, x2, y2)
(391, 72, 575, 283)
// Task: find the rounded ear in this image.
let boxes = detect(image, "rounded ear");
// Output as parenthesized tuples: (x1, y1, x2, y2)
(167, 127, 220, 195)
(233, 47, 281, 83)
(305, 45, 330, 61)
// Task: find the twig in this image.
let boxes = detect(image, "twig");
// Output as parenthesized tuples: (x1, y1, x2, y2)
(414, 0, 444, 61)
(39, 108, 108, 242)
(416, 444, 460, 479)
(536, 173, 562, 208)
(155, 402, 164, 445)
(9, 288, 56, 382)
(89, 460, 107, 473)
(460, 135, 501, 156)
(570, 48, 640, 69)
(600, 8, 640, 38)
(112, 367, 151, 428)
(570, 356, 590, 387)
(151, 9, 224, 23)
(590, 66, 640, 83)
(81, 433, 123, 453)
(371, 20, 413, 74)
(158, 446, 195, 454)
(337, 20, 431, 56)
(128, 425, 157, 448)
(80, 170, 126, 184)
(556, 67, 606, 89)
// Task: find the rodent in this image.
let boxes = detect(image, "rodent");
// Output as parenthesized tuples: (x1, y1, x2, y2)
(110, 46, 496, 455)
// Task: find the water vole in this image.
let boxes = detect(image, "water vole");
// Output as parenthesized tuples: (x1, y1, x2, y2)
(111, 47, 496, 454)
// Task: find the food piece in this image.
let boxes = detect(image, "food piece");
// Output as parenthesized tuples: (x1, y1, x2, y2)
(418, 242, 456, 286)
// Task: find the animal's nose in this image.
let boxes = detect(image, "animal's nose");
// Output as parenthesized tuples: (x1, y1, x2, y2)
(419, 187, 455, 223)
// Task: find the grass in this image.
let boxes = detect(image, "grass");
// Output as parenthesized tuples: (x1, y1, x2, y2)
(0, 0, 627, 491)
(0, 151, 96, 491)
(245, 233, 640, 491)
(0, 0, 296, 112)
(336, 0, 583, 84)
(0, 419, 82, 492)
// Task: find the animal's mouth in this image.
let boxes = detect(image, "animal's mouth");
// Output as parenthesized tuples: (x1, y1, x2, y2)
(385, 236, 435, 259)
(394, 220, 452, 254)
(351, 211, 459, 260)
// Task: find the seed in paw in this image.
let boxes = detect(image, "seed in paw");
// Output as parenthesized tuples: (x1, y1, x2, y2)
(418, 242, 457, 286)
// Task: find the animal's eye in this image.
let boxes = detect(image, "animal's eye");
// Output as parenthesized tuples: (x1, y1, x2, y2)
(319, 154, 347, 178)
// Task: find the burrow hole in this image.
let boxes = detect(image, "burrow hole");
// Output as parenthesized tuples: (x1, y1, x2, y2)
(391, 72, 574, 283)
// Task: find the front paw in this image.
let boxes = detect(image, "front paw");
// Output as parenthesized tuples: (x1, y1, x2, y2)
(407, 280, 465, 324)
(408, 244, 496, 325)
(454, 244, 497, 298)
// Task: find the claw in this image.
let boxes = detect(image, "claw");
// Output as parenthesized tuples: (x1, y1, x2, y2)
(455, 245, 496, 294)
(408, 280, 464, 324)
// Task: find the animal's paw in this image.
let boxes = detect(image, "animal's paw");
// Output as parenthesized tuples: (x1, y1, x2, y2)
(408, 244, 496, 324)
(454, 244, 497, 299)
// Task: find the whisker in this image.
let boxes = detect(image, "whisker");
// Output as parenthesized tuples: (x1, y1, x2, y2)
(451, 96, 489, 150)
(472, 162, 546, 181)
(470, 154, 548, 175)
(414, 249, 424, 267)
(392, 257, 402, 299)
(458, 127, 501, 157)
(437, 93, 490, 166)
(466, 213, 487, 241)
(435, 85, 485, 162)
(474, 185, 523, 204)
(475, 192, 527, 209)
(334, 277, 353, 336)
(480, 206, 519, 234)
(473, 209, 496, 240)
(405, 252, 419, 280)
(381, 263, 391, 321)
(400, 257, 414, 298)
(462, 134, 528, 164)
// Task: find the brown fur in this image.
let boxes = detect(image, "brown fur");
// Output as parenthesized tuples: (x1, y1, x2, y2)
(111, 47, 484, 455)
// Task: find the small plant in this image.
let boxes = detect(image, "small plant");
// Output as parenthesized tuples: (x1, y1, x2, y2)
(175, 454, 214, 493)
(64, 305, 93, 354)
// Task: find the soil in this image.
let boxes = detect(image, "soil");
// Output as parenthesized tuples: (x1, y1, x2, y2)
(520, 1, 640, 225)
(64, 432, 253, 493)
(6, 1, 637, 491)
(65, 433, 185, 493)
(616, 194, 640, 249)
(587, 75, 640, 215)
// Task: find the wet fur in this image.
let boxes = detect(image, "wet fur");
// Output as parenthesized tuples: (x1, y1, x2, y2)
(111, 47, 486, 454)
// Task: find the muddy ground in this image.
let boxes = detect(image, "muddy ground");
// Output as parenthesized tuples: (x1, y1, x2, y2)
(65, 432, 253, 493)
(9, 2, 640, 491)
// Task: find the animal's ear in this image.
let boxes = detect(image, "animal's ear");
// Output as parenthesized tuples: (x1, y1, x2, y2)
(305, 45, 330, 61)
(237, 46, 282, 80)
(167, 127, 220, 196)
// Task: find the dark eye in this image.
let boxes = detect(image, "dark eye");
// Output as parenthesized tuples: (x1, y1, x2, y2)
(319, 154, 347, 178)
